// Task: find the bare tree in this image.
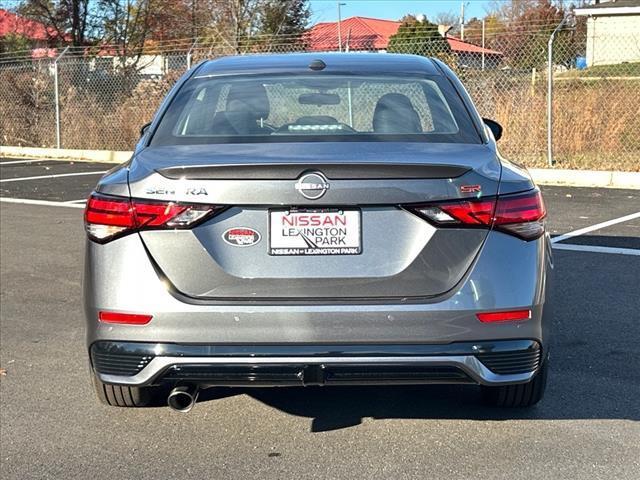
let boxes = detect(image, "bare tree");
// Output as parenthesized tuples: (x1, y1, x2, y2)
(17, 0, 94, 46)
(433, 11, 458, 26)
(98, 0, 156, 69)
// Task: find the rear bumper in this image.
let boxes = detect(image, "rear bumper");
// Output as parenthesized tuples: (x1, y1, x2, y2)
(91, 339, 543, 387)
(84, 231, 552, 346)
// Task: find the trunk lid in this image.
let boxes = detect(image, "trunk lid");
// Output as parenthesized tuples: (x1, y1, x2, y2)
(128, 142, 502, 300)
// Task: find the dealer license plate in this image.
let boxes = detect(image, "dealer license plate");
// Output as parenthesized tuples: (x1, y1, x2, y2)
(269, 209, 361, 256)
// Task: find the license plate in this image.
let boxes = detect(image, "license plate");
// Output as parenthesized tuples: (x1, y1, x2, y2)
(269, 209, 361, 256)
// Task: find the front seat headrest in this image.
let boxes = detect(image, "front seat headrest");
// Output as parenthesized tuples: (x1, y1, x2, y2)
(372, 93, 422, 134)
(226, 82, 270, 120)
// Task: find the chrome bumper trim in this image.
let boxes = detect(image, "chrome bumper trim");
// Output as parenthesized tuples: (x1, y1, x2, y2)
(97, 354, 536, 387)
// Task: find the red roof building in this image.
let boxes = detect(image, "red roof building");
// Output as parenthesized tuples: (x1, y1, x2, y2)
(0, 9, 60, 41)
(445, 35, 502, 56)
(306, 16, 401, 51)
(1, 9, 72, 59)
(305, 16, 502, 59)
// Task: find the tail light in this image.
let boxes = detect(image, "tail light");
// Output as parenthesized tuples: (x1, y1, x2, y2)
(408, 189, 546, 240)
(85, 193, 223, 243)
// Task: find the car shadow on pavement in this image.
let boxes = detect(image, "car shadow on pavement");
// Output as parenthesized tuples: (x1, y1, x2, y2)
(196, 246, 640, 432)
(197, 368, 637, 432)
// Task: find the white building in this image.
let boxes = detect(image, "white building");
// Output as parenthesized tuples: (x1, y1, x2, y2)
(575, 0, 640, 67)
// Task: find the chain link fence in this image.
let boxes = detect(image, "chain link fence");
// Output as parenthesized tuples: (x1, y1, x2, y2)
(1, 28, 639, 171)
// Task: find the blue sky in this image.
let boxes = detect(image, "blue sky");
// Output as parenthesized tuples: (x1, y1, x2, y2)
(309, 0, 498, 23)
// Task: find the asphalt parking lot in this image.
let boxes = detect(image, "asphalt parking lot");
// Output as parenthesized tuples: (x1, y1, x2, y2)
(1, 157, 639, 479)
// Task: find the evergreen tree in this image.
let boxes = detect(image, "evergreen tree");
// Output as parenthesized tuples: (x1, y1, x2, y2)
(387, 15, 453, 65)
(258, 0, 310, 36)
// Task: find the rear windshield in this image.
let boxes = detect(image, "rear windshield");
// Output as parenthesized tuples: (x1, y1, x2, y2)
(150, 73, 481, 145)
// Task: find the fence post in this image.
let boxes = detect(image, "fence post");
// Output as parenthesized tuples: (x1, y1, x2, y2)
(54, 46, 70, 149)
(481, 19, 485, 70)
(187, 39, 197, 70)
(547, 17, 569, 167)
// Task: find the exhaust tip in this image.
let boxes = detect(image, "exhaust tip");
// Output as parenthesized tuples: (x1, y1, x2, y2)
(167, 385, 199, 413)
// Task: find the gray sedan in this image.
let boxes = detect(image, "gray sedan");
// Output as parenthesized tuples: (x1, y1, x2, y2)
(83, 53, 550, 412)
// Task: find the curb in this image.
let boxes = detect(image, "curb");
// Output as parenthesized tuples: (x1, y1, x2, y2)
(528, 168, 639, 190)
(0, 146, 131, 164)
(2, 146, 638, 189)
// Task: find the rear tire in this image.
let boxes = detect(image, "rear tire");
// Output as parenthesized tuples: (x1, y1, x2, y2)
(92, 374, 157, 407)
(481, 359, 548, 408)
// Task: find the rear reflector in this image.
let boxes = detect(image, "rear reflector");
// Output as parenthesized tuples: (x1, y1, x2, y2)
(98, 311, 153, 325)
(85, 193, 223, 243)
(476, 309, 531, 323)
(408, 189, 546, 240)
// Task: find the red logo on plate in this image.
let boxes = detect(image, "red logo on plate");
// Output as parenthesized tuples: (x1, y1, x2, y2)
(222, 227, 261, 247)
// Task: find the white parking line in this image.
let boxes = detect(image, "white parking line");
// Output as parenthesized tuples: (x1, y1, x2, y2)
(0, 197, 85, 209)
(551, 211, 640, 244)
(64, 199, 87, 204)
(552, 243, 640, 256)
(0, 159, 46, 165)
(0, 171, 107, 183)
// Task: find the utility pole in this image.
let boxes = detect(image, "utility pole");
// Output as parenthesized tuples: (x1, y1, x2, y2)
(337, 2, 346, 52)
(191, 0, 197, 39)
(460, 1, 469, 41)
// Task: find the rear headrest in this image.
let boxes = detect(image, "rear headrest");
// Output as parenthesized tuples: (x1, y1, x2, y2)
(226, 83, 270, 119)
(372, 93, 422, 134)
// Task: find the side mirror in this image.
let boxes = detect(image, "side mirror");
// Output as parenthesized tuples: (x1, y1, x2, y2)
(483, 118, 503, 142)
(140, 122, 152, 138)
